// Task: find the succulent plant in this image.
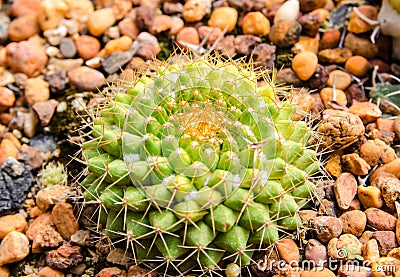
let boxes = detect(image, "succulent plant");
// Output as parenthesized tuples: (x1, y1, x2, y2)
(78, 54, 320, 274)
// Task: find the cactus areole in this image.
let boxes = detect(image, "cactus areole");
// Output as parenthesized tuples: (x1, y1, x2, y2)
(80, 55, 319, 273)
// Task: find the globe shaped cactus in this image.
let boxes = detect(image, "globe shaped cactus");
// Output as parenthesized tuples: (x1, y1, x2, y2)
(79, 54, 320, 274)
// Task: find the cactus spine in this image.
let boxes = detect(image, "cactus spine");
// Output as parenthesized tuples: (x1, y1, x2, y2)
(78, 54, 320, 274)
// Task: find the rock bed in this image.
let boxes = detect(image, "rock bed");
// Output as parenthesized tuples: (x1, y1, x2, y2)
(0, 0, 400, 276)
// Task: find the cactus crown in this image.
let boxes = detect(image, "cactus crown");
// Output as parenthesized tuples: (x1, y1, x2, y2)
(78, 53, 320, 274)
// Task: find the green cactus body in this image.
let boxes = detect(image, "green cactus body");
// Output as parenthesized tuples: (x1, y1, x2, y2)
(79, 55, 320, 274)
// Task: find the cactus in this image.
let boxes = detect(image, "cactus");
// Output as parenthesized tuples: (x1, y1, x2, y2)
(78, 54, 320, 274)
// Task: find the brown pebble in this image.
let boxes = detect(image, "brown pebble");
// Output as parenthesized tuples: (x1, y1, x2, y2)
(325, 153, 342, 178)
(176, 27, 200, 49)
(299, 0, 327, 13)
(104, 36, 133, 56)
(319, 47, 353, 64)
(276, 238, 299, 265)
(348, 102, 382, 125)
(372, 231, 398, 256)
(37, 266, 64, 277)
(11, 0, 41, 17)
(338, 264, 372, 277)
(32, 226, 64, 254)
(305, 239, 328, 266)
(182, 0, 211, 23)
(0, 214, 27, 239)
(339, 210, 366, 237)
(35, 185, 71, 212)
(46, 243, 83, 270)
(319, 29, 341, 50)
(380, 177, 400, 212)
(345, 55, 370, 77)
(75, 35, 101, 60)
(0, 137, 20, 165)
(118, 18, 140, 40)
(199, 26, 225, 46)
(292, 51, 318, 81)
(0, 87, 15, 112)
(242, 12, 270, 36)
(87, 8, 116, 37)
(8, 14, 39, 42)
(364, 238, 380, 263)
(208, 7, 238, 33)
(326, 70, 352, 91)
(344, 33, 378, 59)
(68, 66, 105, 91)
(52, 202, 79, 241)
(97, 267, 126, 277)
(32, 99, 59, 127)
(0, 231, 29, 266)
(313, 216, 343, 243)
(365, 208, 397, 231)
(370, 158, 400, 182)
(24, 78, 50, 106)
(394, 117, 400, 140)
(360, 139, 396, 167)
(334, 173, 357, 210)
(269, 20, 302, 48)
(348, 5, 378, 34)
(26, 213, 54, 241)
(149, 15, 173, 34)
(358, 185, 384, 209)
(327, 234, 362, 259)
(127, 265, 157, 277)
(341, 153, 371, 176)
(6, 40, 48, 77)
(320, 87, 347, 109)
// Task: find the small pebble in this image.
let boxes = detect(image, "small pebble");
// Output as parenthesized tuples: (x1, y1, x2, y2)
(348, 5, 378, 34)
(242, 12, 270, 36)
(319, 29, 341, 50)
(52, 202, 79, 240)
(32, 226, 64, 253)
(358, 185, 384, 209)
(345, 55, 370, 77)
(0, 87, 15, 112)
(26, 213, 54, 241)
(327, 234, 362, 259)
(0, 214, 27, 239)
(365, 208, 397, 231)
(313, 216, 343, 242)
(299, 0, 327, 13)
(127, 265, 156, 277)
(176, 27, 200, 49)
(334, 173, 357, 210)
(46, 243, 83, 270)
(326, 70, 352, 90)
(380, 177, 400, 212)
(339, 210, 366, 237)
(32, 99, 59, 127)
(149, 15, 173, 34)
(273, 0, 300, 24)
(318, 48, 352, 64)
(298, 13, 321, 37)
(320, 87, 347, 108)
(104, 36, 133, 56)
(37, 0, 69, 31)
(8, 14, 39, 42)
(341, 153, 371, 176)
(363, 238, 380, 263)
(360, 139, 396, 167)
(37, 266, 64, 277)
(305, 239, 328, 266)
(208, 7, 238, 33)
(87, 8, 116, 37)
(372, 231, 398, 256)
(348, 102, 382, 125)
(169, 16, 184, 36)
(68, 66, 105, 91)
(24, 78, 50, 106)
(269, 20, 302, 48)
(10, 0, 41, 17)
(134, 32, 161, 60)
(6, 40, 48, 77)
(59, 38, 76, 58)
(0, 231, 29, 266)
(74, 35, 101, 60)
(35, 185, 71, 212)
(291, 51, 318, 81)
(118, 18, 140, 40)
(344, 33, 378, 59)
(370, 158, 400, 182)
(97, 267, 126, 277)
(182, 0, 211, 23)
(199, 26, 225, 46)
(106, 248, 133, 266)
(275, 238, 299, 265)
